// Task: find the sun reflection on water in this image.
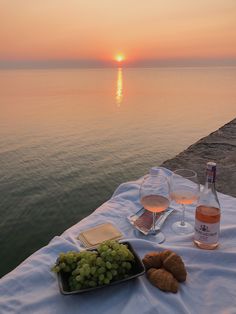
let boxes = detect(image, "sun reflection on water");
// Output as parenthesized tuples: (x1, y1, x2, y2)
(116, 67, 123, 106)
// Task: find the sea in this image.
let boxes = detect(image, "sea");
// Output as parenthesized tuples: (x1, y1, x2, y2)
(0, 66, 236, 277)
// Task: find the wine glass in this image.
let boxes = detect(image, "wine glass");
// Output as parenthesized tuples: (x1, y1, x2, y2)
(170, 169, 200, 234)
(139, 171, 170, 243)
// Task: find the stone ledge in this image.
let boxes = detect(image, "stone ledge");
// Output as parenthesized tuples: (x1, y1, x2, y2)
(161, 118, 236, 197)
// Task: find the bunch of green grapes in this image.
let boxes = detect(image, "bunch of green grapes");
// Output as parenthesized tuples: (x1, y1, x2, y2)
(52, 240, 135, 291)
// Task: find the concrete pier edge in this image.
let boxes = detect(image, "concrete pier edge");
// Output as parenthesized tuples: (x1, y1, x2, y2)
(160, 118, 236, 197)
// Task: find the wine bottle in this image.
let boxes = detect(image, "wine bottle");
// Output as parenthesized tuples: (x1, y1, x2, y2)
(193, 162, 221, 249)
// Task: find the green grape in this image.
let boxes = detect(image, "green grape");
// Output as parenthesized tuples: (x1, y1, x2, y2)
(79, 268, 86, 276)
(67, 258, 73, 265)
(73, 267, 80, 276)
(103, 278, 110, 285)
(111, 263, 119, 269)
(90, 254, 97, 262)
(100, 251, 107, 259)
(106, 255, 113, 262)
(115, 255, 121, 261)
(66, 253, 74, 262)
(98, 266, 106, 274)
(79, 258, 87, 265)
(105, 261, 112, 269)
(125, 262, 132, 270)
(64, 266, 71, 272)
(59, 262, 65, 269)
(52, 240, 135, 290)
(72, 256, 78, 262)
(101, 260, 106, 267)
(109, 240, 117, 247)
(76, 275, 84, 283)
(52, 266, 60, 273)
(113, 243, 120, 250)
(92, 271, 98, 278)
(88, 281, 97, 287)
(59, 253, 66, 260)
(69, 275, 76, 282)
(111, 250, 117, 257)
(101, 244, 109, 251)
(84, 268, 90, 277)
(70, 262, 77, 270)
(106, 271, 113, 280)
(122, 250, 129, 258)
(111, 269, 118, 276)
(96, 257, 103, 266)
(84, 280, 90, 288)
(74, 283, 82, 290)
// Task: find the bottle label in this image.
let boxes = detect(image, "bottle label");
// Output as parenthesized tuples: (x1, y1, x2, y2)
(194, 219, 220, 244)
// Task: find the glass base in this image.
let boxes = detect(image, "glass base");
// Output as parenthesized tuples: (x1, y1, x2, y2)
(172, 221, 194, 235)
(134, 229, 165, 244)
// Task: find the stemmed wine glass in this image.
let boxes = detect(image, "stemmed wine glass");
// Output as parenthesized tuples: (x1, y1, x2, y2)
(139, 170, 170, 243)
(170, 169, 200, 234)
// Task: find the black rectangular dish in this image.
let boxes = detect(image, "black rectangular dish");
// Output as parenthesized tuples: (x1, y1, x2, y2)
(57, 241, 145, 295)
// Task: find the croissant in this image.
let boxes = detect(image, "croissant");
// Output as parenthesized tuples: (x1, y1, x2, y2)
(142, 252, 162, 270)
(147, 268, 178, 293)
(160, 250, 187, 282)
(160, 249, 172, 262)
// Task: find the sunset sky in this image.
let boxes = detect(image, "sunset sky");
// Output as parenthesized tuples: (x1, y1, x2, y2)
(1, 0, 236, 67)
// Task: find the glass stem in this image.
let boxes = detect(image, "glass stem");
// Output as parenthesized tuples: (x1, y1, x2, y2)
(180, 204, 186, 226)
(152, 212, 156, 233)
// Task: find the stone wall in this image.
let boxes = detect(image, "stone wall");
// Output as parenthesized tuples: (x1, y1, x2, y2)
(161, 118, 236, 197)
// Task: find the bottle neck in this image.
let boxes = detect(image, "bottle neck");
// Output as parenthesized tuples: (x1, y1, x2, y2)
(206, 167, 216, 184)
(204, 165, 218, 194)
(198, 163, 220, 209)
(204, 180, 216, 192)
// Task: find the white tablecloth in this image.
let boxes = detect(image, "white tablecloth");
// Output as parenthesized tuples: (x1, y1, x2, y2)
(0, 168, 236, 314)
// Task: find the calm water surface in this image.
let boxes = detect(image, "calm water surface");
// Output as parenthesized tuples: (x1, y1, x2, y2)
(0, 67, 236, 276)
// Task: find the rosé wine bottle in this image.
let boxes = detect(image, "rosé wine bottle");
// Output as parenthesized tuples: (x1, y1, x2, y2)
(194, 162, 221, 250)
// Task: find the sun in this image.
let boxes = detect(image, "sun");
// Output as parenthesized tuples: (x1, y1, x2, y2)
(115, 54, 125, 63)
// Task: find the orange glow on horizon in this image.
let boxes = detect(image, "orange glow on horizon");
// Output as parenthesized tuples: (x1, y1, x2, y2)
(0, 1, 235, 64)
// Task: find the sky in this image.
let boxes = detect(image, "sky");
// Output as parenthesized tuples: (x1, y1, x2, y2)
(0, 0, 236, 67)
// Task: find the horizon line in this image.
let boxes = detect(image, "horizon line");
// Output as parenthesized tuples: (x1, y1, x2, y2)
(0, 58, 236, 70)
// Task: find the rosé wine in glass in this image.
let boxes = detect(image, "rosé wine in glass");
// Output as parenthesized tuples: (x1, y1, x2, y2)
(139, 169, 170, 243)
(141, 195, 170, 213)
(170, 169, 200, 235)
